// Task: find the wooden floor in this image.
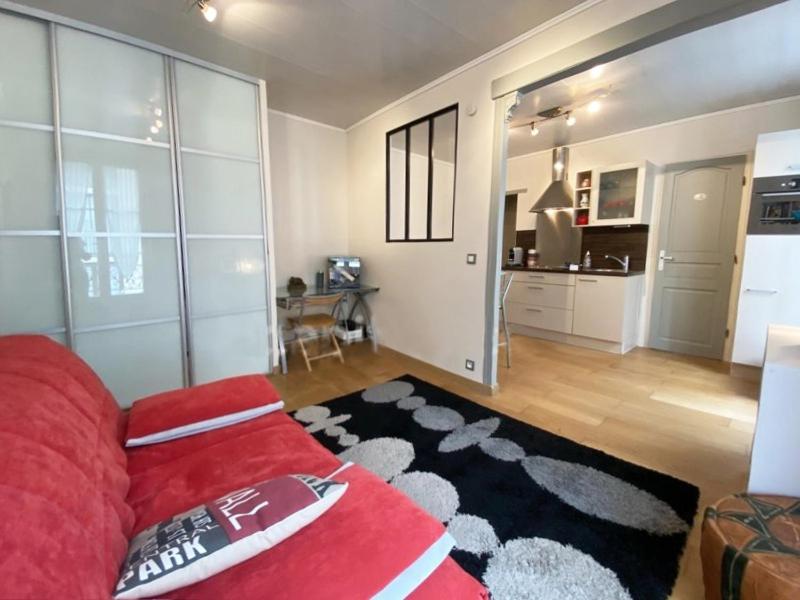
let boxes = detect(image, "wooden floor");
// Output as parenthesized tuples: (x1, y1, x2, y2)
(269, 334, 760, 600)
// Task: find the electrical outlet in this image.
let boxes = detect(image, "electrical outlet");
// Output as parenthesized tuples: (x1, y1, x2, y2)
(466, 253, 477, 265)
(465, 359, 475, 371)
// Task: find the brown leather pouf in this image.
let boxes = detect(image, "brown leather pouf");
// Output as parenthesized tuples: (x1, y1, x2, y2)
(701, 494, 800, 600)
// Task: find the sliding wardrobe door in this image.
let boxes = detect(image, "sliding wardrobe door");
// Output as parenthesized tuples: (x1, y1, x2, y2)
(56, 27, 185, 405)
(173, 60, 270, 384)
(0, 13, 66, 344)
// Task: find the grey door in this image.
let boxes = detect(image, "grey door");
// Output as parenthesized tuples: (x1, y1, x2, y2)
(649, 156, 745, 358)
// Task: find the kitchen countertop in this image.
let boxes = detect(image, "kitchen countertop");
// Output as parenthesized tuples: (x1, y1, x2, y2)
(503, 265, 644, 277)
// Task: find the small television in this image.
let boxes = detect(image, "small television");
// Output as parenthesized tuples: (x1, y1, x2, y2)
(327, 256, 361, 289)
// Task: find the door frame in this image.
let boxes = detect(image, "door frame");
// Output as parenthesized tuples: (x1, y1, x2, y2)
(647, 155, 747, 359)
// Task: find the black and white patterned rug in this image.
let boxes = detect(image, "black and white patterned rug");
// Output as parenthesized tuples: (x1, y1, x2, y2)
(291, 375, 699, 600)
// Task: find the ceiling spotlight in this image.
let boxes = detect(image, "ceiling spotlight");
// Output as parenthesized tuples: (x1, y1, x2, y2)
(154, 108, 163, 117)
(197, 0, 217, 22)
(155, 119, 164, 128)
(530, 123, 540, 137)
(590, 64, 604, 79)
(565, 113, 576, 127)
(150, 125, 159, 134)
(587, 100, 601, 113)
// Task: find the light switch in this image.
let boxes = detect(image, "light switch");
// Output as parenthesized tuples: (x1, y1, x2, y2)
(466, 253, 477, 265)
(465, 359, 475, 371)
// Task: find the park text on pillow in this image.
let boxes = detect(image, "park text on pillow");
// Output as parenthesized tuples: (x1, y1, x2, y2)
(114, 474, 347, 600)
(126, 374, 283, 446)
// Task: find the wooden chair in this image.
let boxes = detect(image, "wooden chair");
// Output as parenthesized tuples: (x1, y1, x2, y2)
(498, 272, 514, 368)
(287, 293, 345, 372)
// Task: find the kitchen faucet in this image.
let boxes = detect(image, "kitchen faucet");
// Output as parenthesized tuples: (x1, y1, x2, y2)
(605, 254, 630, 273)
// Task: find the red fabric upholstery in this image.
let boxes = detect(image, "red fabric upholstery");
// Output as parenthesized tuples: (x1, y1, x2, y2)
(0, 335, 133, 599)
(0, 335, 486, 599)
(126, 375, 281, 445)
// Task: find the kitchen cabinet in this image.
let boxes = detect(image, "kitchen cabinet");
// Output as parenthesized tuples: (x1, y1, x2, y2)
(589, 161, 655, 226)
(752, 129, 800, 178)
(732, 235, 800, 366)
(505, 270, 644, 353)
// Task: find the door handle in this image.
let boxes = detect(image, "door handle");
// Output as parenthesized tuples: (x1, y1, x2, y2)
(658, 250, 674, 271)
(578, 278, 598, 283)
(527, 286, 544, 290)
(744, 288, 779, 294)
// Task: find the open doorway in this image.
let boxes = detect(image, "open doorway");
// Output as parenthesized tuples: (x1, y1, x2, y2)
(484, 0, 800, 389)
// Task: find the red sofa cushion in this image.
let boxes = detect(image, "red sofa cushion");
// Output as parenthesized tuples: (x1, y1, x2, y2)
(126, 412, 487, 598)
(0, 336, 132, 599)
(125, 375, 282, 447)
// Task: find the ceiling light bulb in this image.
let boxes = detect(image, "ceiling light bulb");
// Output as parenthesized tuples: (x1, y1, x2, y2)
(154, 108, 163, 117)
(199, 1, 217, 22)
(150, 125, 159, 134)
(565, 113, 576, 127)
(587, 100, 601, 113)
(590, 64, 604, 79)
(155, 119, 163, 128)
(530, 124, 540, 137)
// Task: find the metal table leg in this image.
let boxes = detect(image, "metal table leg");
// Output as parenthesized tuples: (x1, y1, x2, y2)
(277, 324, 288, 374)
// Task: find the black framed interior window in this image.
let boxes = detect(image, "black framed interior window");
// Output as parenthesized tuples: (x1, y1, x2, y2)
(386, 104, 458, 242)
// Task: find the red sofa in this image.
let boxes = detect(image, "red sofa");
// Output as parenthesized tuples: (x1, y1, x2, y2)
(0, 335, 486, 599)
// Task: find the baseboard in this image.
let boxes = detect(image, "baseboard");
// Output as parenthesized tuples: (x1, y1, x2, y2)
(730, 362, 762, 383)
(508, 324, 629, 355)
(377, 345, 495, 397)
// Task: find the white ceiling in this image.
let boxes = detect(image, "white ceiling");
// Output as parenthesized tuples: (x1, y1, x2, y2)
(507, 0, 800, 157)
(8, 0, 584, 128)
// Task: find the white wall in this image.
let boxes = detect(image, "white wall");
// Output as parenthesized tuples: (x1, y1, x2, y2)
(506, 96, 800, 359)
(268, 110, 348, 287)
(346, 0, 667, 382)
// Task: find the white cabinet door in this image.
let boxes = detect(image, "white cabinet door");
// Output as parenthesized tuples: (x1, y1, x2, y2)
(733, 235, 800, 366)
(753, 129, 800, 178)
(573, 276, 626, 342)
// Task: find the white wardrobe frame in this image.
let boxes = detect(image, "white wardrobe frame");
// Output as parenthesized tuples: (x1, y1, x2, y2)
(0, 1, 279, 385)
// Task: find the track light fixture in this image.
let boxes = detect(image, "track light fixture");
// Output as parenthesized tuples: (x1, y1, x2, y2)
(195, 0, 217, 22)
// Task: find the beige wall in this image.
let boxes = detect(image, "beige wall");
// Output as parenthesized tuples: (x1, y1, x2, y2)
(507, 96, 800, 359)
(268, 110, 348, 287)
(345, 0, 666, 381)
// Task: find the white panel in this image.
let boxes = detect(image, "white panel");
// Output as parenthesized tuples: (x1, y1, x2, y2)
(57, 26, 168, 141)
(175, 61, 259, 158)
(75, 321, 184, 407)
(0, 12, 52, 124)
(191, 311, 268, 384)
(0, 126, 58, 230)
(187, 239, 266, 315)
(753, 128, 800, 177)
(0, 237, 64, 334)
(388, 141, 406, 240)
(181, 153, 263, 235)
(408, 122, 429, 239)
(62, 134, 175, 234)
(68, 237, 180, 328)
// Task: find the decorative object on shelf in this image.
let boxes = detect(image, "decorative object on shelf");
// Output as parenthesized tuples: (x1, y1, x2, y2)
(287, 277, 307, 297)
(579, 192, 590, 208)
(575, 211, 589, 226)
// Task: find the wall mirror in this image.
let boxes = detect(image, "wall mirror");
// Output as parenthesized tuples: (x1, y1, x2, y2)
(386, 104, 458, 242)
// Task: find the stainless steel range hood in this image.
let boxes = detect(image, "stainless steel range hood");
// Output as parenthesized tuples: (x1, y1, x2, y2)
(529, 147, 574, 213)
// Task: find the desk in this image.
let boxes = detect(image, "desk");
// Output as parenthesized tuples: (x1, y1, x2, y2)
(275, 284, 380, 374)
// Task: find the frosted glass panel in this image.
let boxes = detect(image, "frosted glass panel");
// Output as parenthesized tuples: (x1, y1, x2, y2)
(0, 13, 52, 124)
(408, 122, 429, 240)
(75, 321, 183, 407)
(388, 133, 406, 241)
(0, 236, 64, 333)
(62, 135, 174, 234)
(181, 154, 262, 235)
(57, 26, 168, 141)
(0, 126, 58, 230)
(188, 239, 266, 315)
(192, 311, 268, 384)
(68, 237, 179, 328)
(175, 61, 259, 158)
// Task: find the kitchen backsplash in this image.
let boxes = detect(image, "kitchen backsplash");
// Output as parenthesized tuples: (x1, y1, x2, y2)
(515, 229, 536, 256)
(581, 225, 649, 270)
